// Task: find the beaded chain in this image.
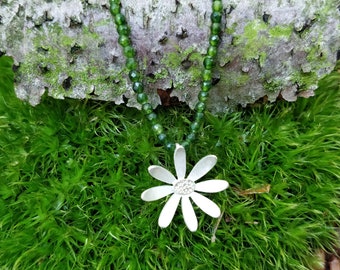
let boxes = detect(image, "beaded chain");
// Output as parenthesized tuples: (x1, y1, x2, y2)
(109, 0, 223, 150)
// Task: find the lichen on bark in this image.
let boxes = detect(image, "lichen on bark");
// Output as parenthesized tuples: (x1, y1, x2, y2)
(0, 0, 339, 112)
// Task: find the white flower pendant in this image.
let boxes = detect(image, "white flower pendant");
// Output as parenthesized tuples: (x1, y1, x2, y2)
(141, 143, 229, 232)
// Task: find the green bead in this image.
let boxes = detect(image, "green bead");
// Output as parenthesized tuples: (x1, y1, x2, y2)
(190, 121, 200, 132)
(118, 35, 130, 47)
(147, 112, 157, 123)
(165, 142, 175, 151)
(117, 25, 130, 35)
(126, 58, 137, 70)
(202, 70, 212, 81)
(211, 23, 221, 35)
(158, 133, 167, 142)
(152, 124, 163, 135)
(129, 70, 140, 82)
(132, 81, 144, 93)
(202, 80, 212, 92)
(195, 101, 206, 112)
(207, 46, 218, 57)
(137, 93, 148, 104)
(142, 103, 153, 114)
(209, 35, 220, 47)
(212, 1, 223, 12)
(123, 46, 135, 57)
(203, 56, 214, 70)
(198, 91, 209, 102)
(181, 141, 189, 149)
(211, 11, 222, 23)
(186, 133, 196, 142)
(110, 3, 120, 16)
(195, 112, 204, 121)
(115, 14, 126, 25)
(109, 0, 120, 5)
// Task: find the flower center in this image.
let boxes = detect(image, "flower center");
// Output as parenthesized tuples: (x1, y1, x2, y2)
(173, 179, 195, 195)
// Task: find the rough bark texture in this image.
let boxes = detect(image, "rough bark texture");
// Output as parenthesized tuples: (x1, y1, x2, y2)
(1, 0, 339, 112)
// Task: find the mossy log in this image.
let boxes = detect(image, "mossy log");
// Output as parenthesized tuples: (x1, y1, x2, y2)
(0, 0, 339, 112)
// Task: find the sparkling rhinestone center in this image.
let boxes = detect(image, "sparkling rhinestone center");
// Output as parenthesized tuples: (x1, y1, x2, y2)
(173, 179, 195, 195)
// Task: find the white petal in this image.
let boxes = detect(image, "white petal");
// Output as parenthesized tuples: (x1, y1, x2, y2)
(174, 143, 186, 180)
(195, 180, 229, 193)
(181, 196, 198, 232)
(187, 155, 217, 181)
(141, 185, 174, 201)
(148, 165, 176, 184)
(190, 192, 221, 218)
(158, 194, 181, 228)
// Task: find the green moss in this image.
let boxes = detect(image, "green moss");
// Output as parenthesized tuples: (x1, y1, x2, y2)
(93, 18, 112, 28)
(160, 46, 206, 90)
(258, 52, 267, 68)
(264, 79, 284, 92)
(243, 21, 268, 40)
(306, 42, 327, 64)
(161, 46, 196, 68)
(290, 37, 330, 91)
(1, 59, 339, 268)
(233, 21, 294, 66)
(188, 52, 207, 83)
(161, 51, 181, 69)
(226, 22, 238, 35)
(292, 71, 318, 90)
(233, 20, 269, 61)
(221, 71, 250, 88)
(154, 68, 169, 79)
(269, 25, 293, 38)
(146, 68, 169, 83)
(18, 23, 127, 98)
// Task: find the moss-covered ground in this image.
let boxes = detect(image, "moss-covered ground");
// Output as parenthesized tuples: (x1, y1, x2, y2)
(0, 55, 339, 269)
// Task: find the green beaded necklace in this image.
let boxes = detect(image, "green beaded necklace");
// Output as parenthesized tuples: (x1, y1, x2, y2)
(109, 0, 229, 232)
(109, 0, 223, 150)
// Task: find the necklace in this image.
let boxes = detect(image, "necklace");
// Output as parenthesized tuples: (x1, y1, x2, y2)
(109, 0, 229, 232)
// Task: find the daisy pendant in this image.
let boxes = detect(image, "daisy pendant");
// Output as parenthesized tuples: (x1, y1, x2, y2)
(141, 144, 229, 232)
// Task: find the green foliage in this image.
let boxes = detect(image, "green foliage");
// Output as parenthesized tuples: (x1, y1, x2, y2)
(0, 55, 339, 269)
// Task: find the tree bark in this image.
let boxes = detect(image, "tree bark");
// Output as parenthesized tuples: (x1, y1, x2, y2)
(0, 0, 339, 112)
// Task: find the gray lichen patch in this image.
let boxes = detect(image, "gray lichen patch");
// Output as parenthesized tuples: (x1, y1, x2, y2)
(1, 0, 339, 112)
(17, 21, 127, 104)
